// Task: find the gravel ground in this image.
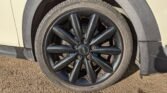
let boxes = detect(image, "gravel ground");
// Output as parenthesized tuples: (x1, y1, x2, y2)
(0, 56, 167, 93)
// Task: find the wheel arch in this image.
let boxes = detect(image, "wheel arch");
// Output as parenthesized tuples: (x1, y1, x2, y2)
(22, 0, 161, 74)
(23, 0, 65, 60)
(115, 0, 162, 74)
(23, 0, 42, 49)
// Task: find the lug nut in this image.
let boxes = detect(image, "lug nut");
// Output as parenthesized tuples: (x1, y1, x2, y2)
(91, 45, 96, 50)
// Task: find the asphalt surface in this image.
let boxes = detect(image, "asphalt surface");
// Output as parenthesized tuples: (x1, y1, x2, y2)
(0, 56, 167, 93)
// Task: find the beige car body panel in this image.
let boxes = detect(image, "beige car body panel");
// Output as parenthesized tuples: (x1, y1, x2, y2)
(0, 0, 20, 46)
(0, 0, 166, 48)
(11, 0, 26, 47)
(147, 0, 167, 47)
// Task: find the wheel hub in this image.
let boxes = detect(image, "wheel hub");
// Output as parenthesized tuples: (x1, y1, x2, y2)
(78, 45, 90, 56)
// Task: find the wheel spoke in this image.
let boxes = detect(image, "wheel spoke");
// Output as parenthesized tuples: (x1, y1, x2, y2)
(70, 14, 82, 42)
(47, 45, 76, 53)
(52, 26, 78, 45)
(90, 27, 115, 45)
(69, 57, 83, 83)
(83, 57, 96, 83)
(91, 54, 113, 73)
(85, 14, 99, 43)
(45, 9, 124, 86)
(53, 53, 77, 71)
(91, 46, 121, 55)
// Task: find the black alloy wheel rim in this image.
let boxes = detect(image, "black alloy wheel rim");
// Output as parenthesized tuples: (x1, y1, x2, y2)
(43, 9, 123, 86)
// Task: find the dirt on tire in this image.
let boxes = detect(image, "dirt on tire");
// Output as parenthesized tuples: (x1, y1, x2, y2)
(0, 56, 166, 93)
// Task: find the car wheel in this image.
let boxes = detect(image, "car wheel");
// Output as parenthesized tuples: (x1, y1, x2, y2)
(35, 0, 133, 92)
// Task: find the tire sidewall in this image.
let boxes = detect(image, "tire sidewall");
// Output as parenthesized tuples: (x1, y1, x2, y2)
(35, 0, 133, 92)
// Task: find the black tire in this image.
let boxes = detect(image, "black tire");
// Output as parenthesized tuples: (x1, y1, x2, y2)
(35, 0, 133, 92)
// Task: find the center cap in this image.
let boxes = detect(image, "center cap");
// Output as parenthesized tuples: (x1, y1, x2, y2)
(78, 45, 90, 56)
